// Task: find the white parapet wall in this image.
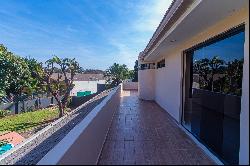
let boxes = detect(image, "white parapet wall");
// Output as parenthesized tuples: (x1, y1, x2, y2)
(122, 82, 138, 90)
(37, 85, 122, 165)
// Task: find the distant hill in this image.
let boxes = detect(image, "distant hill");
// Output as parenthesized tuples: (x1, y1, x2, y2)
(46, 67, 105, 74)
(51, 73, 105, 81)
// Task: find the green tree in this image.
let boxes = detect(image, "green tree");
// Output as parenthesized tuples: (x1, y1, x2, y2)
(208, 56, 225, 91)
(38, 56, 80, 117)
(128, 70, 135, 80)
(193, 55, 244, 96)
(0, 44, 32, 105)
(194, 56, 225, 91)
(23, 57, 45, 96)
(225, 59, 244, 95)
(193, 58, 210, 89)
(104, 63, 130, 87)
(0, 44, 10, 98)
(132, 60, 138, 82)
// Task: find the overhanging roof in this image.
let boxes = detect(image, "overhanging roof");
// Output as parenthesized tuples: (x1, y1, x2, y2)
(141, 0, 248, 62)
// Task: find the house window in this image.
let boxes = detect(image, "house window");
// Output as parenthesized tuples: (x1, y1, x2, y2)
(182, 25, 245, 165)
(139, 63, 155, 70)
(157, 59, 165, 68)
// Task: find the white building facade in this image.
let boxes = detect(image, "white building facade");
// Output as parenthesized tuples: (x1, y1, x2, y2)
(138, 0, 249, 165)
(70, 80, 106, 96)
(70, 74, 106, 96)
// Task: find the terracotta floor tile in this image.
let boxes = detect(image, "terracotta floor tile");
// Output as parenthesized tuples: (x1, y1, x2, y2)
(98, 90, 215, 165)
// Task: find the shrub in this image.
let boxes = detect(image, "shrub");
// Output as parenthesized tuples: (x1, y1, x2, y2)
(0, 110, 11, 118)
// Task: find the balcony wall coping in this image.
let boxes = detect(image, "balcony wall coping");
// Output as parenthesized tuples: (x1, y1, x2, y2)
(37, 85, 121, 165)
(0, 89, 113, 164)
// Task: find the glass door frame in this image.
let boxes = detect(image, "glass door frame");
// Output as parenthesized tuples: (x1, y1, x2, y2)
(180, 23, 245, 164)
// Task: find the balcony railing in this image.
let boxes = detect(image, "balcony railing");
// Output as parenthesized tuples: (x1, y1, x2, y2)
(37, 85, 123, 165)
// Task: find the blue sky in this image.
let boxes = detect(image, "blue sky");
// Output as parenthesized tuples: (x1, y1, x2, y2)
(0, 0, 172, 70)
(194, 31, 245, 62)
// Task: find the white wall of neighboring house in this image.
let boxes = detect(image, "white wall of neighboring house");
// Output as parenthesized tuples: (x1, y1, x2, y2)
(70, 80, 106, 96)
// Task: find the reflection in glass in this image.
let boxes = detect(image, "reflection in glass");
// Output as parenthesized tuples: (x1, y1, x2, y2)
(182, 27, 245, 165)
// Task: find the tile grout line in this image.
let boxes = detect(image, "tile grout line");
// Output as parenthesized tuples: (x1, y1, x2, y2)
(96, 87, 121, 165)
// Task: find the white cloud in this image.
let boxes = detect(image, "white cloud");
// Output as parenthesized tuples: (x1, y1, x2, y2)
(0, 0, 173, 70)
(133, 0, 173, 32)
(105, 0, 172, 69)
(108, 38, 136, 68)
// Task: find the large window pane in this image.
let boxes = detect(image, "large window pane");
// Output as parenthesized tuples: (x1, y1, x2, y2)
(182, 26, 245, 165)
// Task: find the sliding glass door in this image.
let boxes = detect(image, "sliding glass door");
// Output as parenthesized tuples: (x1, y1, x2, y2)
(182, 25, 245, 165)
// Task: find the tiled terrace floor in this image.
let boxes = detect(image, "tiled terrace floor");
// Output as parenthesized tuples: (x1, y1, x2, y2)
(98, 90, 215, 165)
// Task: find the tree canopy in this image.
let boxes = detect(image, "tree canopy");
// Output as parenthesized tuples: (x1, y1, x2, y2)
(37, 56, 80, 117)
(0, 44, 80, 118)
(104, 63, 130, 87)
(193, 55, 243, 96)
(0, 44, 33, 101)
(132, 60, 138, 82)
(0, 43, 138, 116)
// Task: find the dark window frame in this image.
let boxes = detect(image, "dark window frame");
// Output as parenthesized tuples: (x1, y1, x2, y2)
(184, 23, 245, 53)
(139, 63, 155, 70)
(181, 23, 245, 165)
(157, 59, 165, 69)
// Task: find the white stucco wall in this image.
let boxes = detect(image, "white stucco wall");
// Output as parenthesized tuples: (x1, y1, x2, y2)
(70, 80, 106, 96)
(140, 6, 248, 164)
(151, 7, 248, 119)
(154, 8, 249, 164)
(239, 7, 249, 164)
(122, 82, 138, 90)
(138, 69, 155, 100)
(155, 56, 182, 122)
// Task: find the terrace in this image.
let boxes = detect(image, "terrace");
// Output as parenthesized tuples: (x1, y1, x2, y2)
(33, 82, 216, 165)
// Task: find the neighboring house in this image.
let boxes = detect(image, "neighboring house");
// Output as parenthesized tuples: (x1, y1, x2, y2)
(51, 73, 106, 96)
(138, 0, 249, 165)
(70, 74, 106, 96)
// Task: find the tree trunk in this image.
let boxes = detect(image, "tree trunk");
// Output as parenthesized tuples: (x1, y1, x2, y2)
(58, 102, 64, 118)
(14, 101, 19, 114)
(211, 73, 214, 91)
(54, 96, 64, 118)
(13, 94, 20, 114)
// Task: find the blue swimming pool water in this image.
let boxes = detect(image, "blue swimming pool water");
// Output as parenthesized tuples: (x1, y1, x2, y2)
(0, 143, 13, 155)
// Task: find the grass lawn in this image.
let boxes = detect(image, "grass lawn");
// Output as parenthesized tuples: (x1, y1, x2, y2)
(0, 107, 59, 133)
